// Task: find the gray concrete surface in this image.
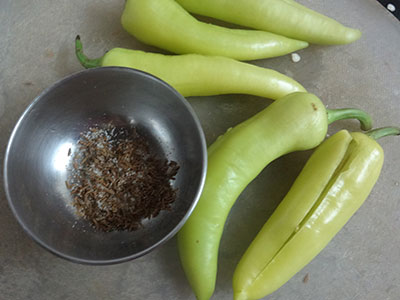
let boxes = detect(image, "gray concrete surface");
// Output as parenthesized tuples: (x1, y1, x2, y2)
(1, 0, 399, 299)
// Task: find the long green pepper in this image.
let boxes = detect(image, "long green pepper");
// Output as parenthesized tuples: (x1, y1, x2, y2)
(75, 36, 306, 99)
(176, 0, 361, 45)
(177, 92, 372, 300)
(121, 0, 308, 61)
(233, 127, 400, 300)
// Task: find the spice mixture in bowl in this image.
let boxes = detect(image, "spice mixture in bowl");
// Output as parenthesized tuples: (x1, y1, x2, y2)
(68, 124, 179, 232)
(4, 67, 207, 264)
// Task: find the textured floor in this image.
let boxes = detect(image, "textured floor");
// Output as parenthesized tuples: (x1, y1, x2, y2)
(1, 0, 400, 299)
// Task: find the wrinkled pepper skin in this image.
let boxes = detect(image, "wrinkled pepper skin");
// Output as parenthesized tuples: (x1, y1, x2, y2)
(176, 0, 361, 45)
(75, 37, 306, 99)
(121, 0, 308, 61)
(233, 130, 384, 300)
(178, 93, 329, 300)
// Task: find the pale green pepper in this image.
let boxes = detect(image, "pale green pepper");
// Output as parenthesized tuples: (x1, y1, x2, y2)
(121, 0, 308, 61)
(75, 36, 306, 99)
(177, 92, 372, 300)
(175, 0, 361, 45)
(233, 127, 400, 300)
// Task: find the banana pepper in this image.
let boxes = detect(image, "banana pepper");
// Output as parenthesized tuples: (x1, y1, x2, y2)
(233, 127, 400, 300)
(175, 0, 361, 45)
(178, 92, 372, 300)
(121, 0, 308, 61)
(75, 36, 306, 99)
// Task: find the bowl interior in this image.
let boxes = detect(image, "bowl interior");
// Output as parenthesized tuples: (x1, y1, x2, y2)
(4, 67, 206, 264)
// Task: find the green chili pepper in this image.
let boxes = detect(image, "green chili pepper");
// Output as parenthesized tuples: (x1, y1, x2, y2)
(175, 0, 361, 45)
(120, 0, 309, 61)
(233, 127, 400, 300)
(75, 36, 306, 99)
(177, 92, 372, 300)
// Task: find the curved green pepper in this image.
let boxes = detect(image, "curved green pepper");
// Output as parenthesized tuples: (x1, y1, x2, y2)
(121, 0, 308, 61)
(75, 36, 306, 99)
(175, 0, 361, 45)
(177, 92, 372, 300)
(233, 127, 400, 300)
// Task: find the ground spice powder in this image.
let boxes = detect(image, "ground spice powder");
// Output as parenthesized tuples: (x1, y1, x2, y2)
(66, 124, 179, 232)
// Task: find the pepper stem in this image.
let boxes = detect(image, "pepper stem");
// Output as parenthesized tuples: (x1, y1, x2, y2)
(75, 35, 103, 69)
(327, 108, 372, 131)
(366, 127, 400, 140)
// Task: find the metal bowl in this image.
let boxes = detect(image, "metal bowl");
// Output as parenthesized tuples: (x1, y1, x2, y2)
(3, 67, 207, 265)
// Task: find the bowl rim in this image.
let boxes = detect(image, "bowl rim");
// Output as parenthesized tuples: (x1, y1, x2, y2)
(3, 66, 208, 265)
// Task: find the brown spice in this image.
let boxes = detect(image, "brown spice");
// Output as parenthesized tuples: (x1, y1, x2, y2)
(311, 103, 318, 111)
(66, 124, 179, 232)
(65, 181, 72, 189)
(303, 273, 309, 284)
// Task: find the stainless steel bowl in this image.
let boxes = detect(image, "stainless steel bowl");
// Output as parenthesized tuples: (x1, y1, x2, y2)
(3, 67, 207, 265)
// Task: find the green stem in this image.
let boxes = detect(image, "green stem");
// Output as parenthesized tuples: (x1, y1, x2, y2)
(327, 108, 372, 131)
(75, 35, 103, 68)
(366, 127, 400, 140)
